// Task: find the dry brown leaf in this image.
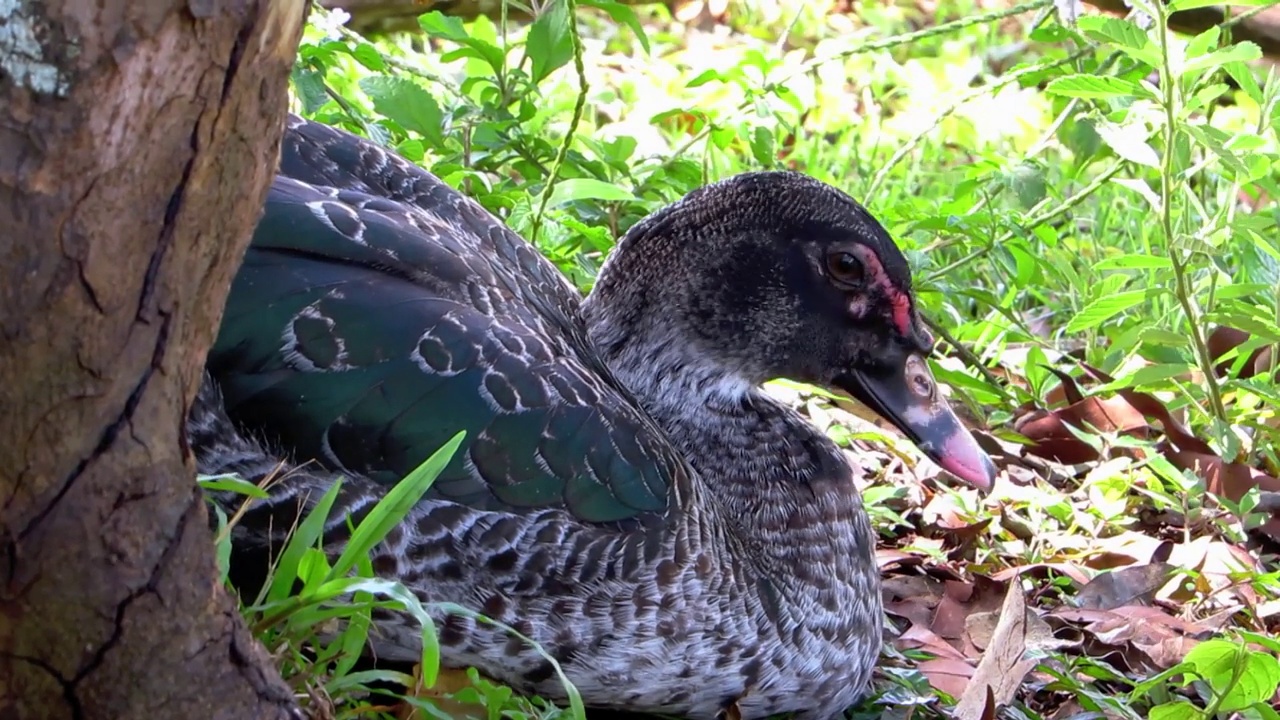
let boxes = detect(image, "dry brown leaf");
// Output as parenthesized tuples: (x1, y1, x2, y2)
(953, 582, 1037, 720)
(1075, 562, 1176, 610)
(915, 658, 974, 698)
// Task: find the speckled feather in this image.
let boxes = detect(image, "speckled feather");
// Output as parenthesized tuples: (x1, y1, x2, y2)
(192, 115, 912, 719)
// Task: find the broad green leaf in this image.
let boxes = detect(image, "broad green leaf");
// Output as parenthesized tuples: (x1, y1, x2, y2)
(1096, 120, 1161, 167)
(349, 42, 386, 71)
(358, 76, 444, 145)
(1149, 700, 1200, 720)
(291, 66, 329, 114)
(1185, 26, 1221, 62)
(580, 0, 651, 54)
(527, 0, 573, 84)
(546, 178, 637, 208)
(417, 11, 506, 74)
(1183, 42, 1262, 75)
(1092, 253, 1172, 271)
(1045, 74, 1150, 100)
(1066, 289, 1151, 332)
(1184, 640, 1280, 711)
(418, 11, 471, 42)
(1224, 61, 1264, 103)
(1076, 16, 1159, 65)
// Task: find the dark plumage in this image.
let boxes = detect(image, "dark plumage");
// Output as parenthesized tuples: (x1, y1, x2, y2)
(191, 115, 995, 719)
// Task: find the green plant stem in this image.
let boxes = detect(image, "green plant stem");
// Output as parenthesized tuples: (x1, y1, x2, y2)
(1198, 640, 1251, 718)
(1153, 3, 1229, 424)
(531, 0, 588, 243)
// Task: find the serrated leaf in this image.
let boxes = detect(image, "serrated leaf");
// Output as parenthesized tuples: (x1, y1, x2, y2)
(358, 76, 444, 145)
(291, 66, 329, 114)
(546, 178, 637, 208)
(1224, 61, 1263, 103)
(1096, 120, 1161, 167)
(1045, 74, 1149, 100)
(527, 0, 573, 84)
(1077, 16, 1159, 65)
(1183, 42, 1262, 76)
(1066, 289, 1150, 332)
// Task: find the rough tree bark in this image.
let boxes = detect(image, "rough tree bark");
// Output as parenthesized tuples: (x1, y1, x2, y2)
(0, 2, 308, 718)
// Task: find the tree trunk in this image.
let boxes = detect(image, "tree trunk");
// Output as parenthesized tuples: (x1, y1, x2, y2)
(0, 2, 307, 718)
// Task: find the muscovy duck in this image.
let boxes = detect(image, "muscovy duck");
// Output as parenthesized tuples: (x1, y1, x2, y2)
(190, 114, 996, 719)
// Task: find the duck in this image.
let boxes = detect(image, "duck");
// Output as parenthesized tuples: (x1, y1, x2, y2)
(189, 114, 997, 719)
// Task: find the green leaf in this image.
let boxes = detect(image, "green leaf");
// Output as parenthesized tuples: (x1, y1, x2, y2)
(358, 76, 444, 145)
(417, 11, 471, 42)
(1183, 639, 1280, 711)
(291, 66, 329, 114)
(1092, 253, 1172, 271)
(328, 432, 464, 581)
(1183, 42, 1262, 75)
(1045, 74, 1150, 100)
(1170, 0, 1272, 11)
(349, 42, 387, 71)
(685, 68, 726, 88)
(1224, 61, 1263, 103)
(581, 0, 651, 54)
(417, 11, 506, 74)
(527, 0, 573, 84)
(750, 126, 775, 167)
(1076, 16, 1159, 65)
(1065, 289, 1151, 332)
(1149, 700, 1200, 720)
(546, 178, 637, 208)
(265, 479, 343, 604)
(1096, 120, 1161, 168)
(1008, 162, 1047, 209)
(198, 474, 270, 499)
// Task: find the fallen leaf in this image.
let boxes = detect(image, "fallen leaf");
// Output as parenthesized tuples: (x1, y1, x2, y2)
(953, 582, 1037, 719)
(1075, 562, 1176, 610)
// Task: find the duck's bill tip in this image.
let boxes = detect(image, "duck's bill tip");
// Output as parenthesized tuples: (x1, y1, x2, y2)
(835, 353, 998, 491)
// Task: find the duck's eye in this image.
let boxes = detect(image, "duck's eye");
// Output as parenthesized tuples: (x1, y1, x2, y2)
(826, 251, 865, 287)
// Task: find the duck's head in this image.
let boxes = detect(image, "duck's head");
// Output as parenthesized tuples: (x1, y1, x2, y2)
(585, 170, 996, 490)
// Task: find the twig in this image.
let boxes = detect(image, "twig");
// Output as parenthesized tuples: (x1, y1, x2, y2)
(531, 0, 589, 242)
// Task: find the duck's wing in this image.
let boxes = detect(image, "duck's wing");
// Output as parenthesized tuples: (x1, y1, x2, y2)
(207, 117, 684, 526)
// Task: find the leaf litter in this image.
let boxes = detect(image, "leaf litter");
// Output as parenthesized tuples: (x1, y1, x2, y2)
(781, 321, 1280, 717)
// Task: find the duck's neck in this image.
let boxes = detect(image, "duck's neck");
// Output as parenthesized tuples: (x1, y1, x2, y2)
(583, 310, 877, 585)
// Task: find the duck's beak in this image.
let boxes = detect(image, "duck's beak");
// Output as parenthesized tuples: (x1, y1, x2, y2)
(835, 353, 996, 490)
